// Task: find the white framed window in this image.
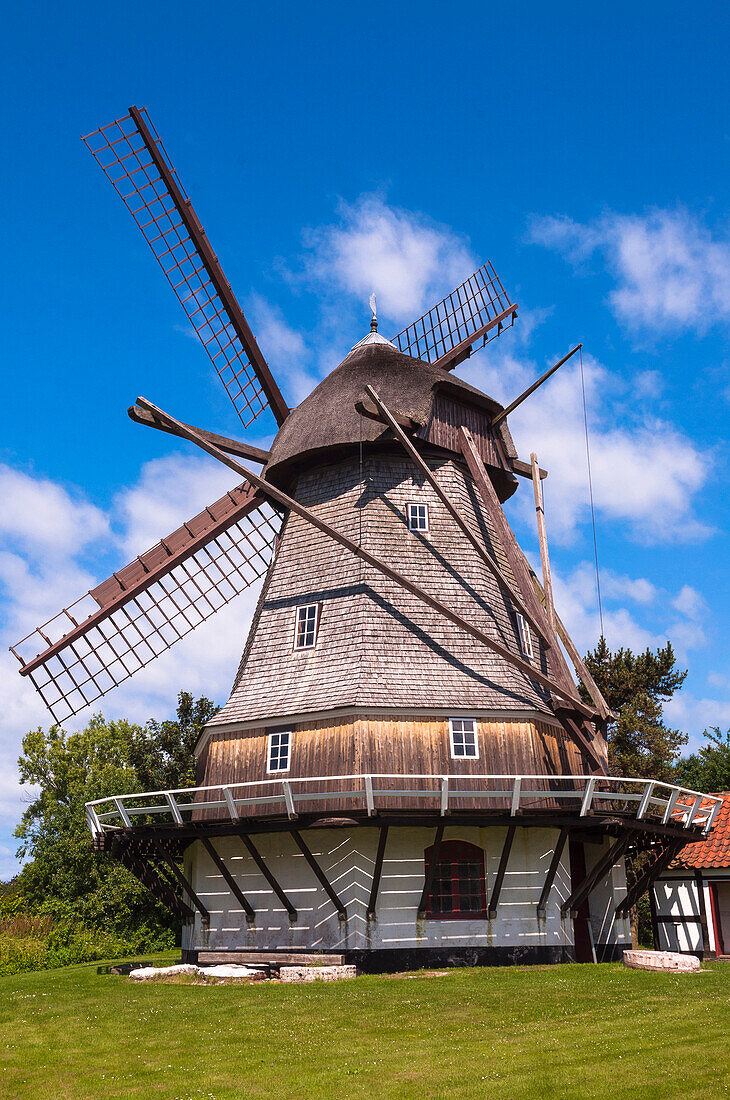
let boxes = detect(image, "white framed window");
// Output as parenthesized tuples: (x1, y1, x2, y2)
(449, 718, 479, 759)
(516, 613, 534, 658)
(267, 730, 291, 773)
(407, 502, 429, 532)
(294, 603, 319, 650)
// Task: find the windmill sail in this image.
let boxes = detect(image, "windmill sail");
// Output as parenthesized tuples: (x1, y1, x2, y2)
(11, 485, 283, 725)
(82, 106, 289, 428)
(392, 262, 517, 370)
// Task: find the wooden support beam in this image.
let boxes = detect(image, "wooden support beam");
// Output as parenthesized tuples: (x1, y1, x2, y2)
(537, 826, 569, 915)
(531, 452, 555, 632)
(135, 396, 595, 718)
(201, 837, 256, 921)
(292, 831, 347, 920)
(418, 822, 445, 917)
(562, 835, 629, 917)
(363, 384, 553, 651)
(238, 834, 298, 921)
(368, 826, 389, 919)
(559, 713, 607, 775)
(154, 842, 210, 922)
(512, 458, 547, 481)
(694, 869, 713, 957)
(128, 405, 271, 464)
(491, 345, 582, 428)
(615, 842, 682, 917)
(117, 848, 194, 921)
(489, 822, 517, 918)
(512, 540, 612, 722)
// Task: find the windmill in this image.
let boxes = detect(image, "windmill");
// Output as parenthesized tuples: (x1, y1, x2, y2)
(10, 107, 721, 969)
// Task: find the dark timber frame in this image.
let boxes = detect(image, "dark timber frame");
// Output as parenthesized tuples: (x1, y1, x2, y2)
(292, 831, 347, 920)
(118, 848, 194, 922)
(418, 822, 446, 917)
(488, 822, 517, 917)
(201, 837, 256, 921)
(561, 835, 629, 917)
(615, 841, 684, 917)
(537, 826, 570, 915)
(238, 833, 298, 921)
(154, 842, 210, 923)
(368, 826, 389, 919)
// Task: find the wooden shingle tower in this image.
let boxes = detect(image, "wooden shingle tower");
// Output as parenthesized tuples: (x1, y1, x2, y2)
(12, 107, 722, 968)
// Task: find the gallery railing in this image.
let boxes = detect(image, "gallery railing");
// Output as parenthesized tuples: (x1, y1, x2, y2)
(85, 775, 723, 840)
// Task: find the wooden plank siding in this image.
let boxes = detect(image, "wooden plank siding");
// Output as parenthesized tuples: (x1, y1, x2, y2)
(420, 393, 510, 476)
(194, 714, 587, 821)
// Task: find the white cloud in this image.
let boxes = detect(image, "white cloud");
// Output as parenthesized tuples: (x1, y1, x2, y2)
(529, 208, 730, 332)
(602, 572, 657, 605)
(0, 465, 109, 558)
(303, 192, 476, 325)
(672, 584, 707, 620)
(471, 349, 710, 543)
(247, 294, 318, 407)
(665, 693, 730, 747)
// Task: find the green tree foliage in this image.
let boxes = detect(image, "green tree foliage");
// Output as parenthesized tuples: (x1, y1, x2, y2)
(674, 727, 730, 793)
(14, 692, 217, 944)
(581, 637, 688, 780)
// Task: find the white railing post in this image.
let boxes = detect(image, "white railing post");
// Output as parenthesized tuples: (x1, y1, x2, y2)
(365, 775, 375, 816)
(440, 777, 450, 816)
(222, 787, 240, 820)
(165, 792, 184, 826)
(663, 787, 680, 824)
(636, 781, 655, 820)
(579, 777, 597, 817)
(85, 804, 101, 839)
(510, 777, 522, 816)
(703, 798, 722, 835)
(112, 797, 132, 828)
(282, 780, 297, 820)
(686, 795, 703, 828)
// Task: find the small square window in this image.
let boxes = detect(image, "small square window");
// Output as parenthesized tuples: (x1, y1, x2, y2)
(449, 718, 479, 759)
(267, 731, 291, 773)
(407, 502, 429, 531)
(516, 613, 534, 659)
(294, 604, 319, 649)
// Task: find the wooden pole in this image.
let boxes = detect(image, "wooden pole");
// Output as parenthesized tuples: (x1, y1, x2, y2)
(135, 396, 596, 719)
(238, 834, 298, 921)
(531, 452, 555, 632)
(368, 826, 389, 919)
(363, 384, 552, 650)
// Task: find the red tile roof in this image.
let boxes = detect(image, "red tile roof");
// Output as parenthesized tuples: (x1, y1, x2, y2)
(673, 793, 730, 869)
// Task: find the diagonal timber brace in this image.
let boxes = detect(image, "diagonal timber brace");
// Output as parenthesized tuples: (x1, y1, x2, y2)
(615, 841, 684, 917)
(117, 847, 194, 921)
(362, 385, 552, 651)
(201, 837, 256, 921)
(292, 831, 347, 919)
(135, 397, 596, 718)
(561, 834, 629, 917)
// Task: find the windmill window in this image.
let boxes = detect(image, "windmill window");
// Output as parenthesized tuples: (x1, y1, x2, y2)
(516, 613, 534, 658)
(449, 718, 479, 759)
(407, 502, 429, 532)
(294, 603, 319, 650)
(267, 731, 291, 773)
(424, 840, 487, 919)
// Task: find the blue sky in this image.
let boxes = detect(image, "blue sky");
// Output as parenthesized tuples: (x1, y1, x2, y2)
(1, 0, 729, 875)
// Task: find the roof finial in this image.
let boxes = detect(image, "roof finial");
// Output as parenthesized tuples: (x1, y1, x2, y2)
(369, 292, 377, 332)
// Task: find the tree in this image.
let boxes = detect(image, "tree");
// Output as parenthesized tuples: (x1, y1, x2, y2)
(14, 692, 217, 944)
(580, 637, 688, 781)
(674, 728, 730, 793)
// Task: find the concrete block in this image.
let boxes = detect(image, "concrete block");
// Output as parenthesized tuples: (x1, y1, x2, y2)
(623, 949, 700, 972)
(279, 965, 358, 983)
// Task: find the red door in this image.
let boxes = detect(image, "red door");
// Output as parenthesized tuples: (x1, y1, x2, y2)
(569, 840, 594, 963)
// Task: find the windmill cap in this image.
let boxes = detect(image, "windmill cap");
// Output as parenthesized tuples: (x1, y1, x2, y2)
(264, 341, 517, 496)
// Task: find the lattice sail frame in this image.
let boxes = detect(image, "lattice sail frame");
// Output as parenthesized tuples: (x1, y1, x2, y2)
(82, 108, 287, 428)
(11, 486, 283, 725)
(392, 262, 517, 368)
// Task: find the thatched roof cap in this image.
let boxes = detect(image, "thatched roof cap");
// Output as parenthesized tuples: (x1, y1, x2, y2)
(265, 342, 513, 490)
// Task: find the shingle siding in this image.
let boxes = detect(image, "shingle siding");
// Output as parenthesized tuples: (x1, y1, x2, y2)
(208, 450, 555, 730)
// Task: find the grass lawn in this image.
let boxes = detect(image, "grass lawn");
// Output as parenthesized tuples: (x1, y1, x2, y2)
(1, 957, 728, 1099)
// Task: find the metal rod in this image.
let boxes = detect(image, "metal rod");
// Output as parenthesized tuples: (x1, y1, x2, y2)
(492, 345, 582, 427)
(135, 395, 596, 718)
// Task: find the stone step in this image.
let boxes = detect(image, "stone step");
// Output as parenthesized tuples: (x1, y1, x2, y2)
(197, 951, 345, 967)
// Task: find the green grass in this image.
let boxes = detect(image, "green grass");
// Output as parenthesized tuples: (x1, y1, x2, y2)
(1, 957, 729, 1099)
